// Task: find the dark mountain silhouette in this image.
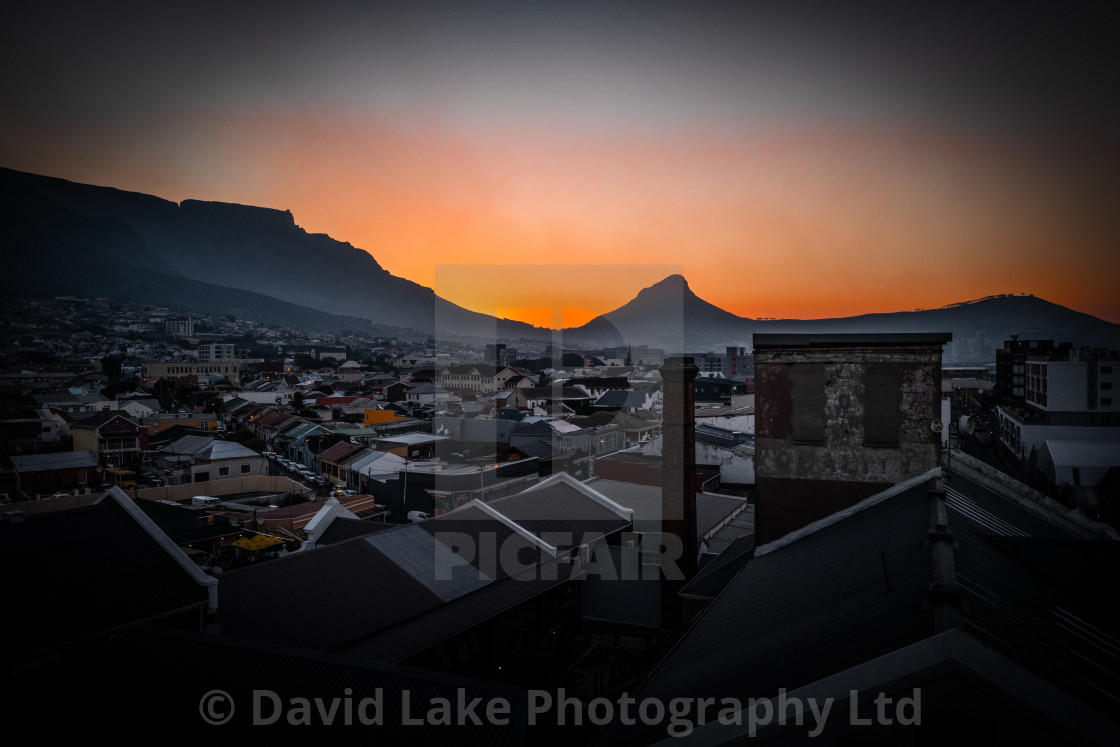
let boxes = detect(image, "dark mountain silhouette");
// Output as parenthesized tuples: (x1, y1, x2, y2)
(0, 167, 549, 342)
(0, 182, 407, 335)
(4, 166, 1117, 362)
(565, 274, 746, 349)
(567, 276, 1120, 364)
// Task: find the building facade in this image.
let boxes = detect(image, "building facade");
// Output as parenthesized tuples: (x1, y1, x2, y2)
(198, 343, 240, 362)
(141, 360, 241, 384)
(753, 333, 950, 544)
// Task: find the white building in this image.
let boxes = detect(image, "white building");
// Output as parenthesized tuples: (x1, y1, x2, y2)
(1027, 356, 1118, 413)
(198, 343, 240, 362)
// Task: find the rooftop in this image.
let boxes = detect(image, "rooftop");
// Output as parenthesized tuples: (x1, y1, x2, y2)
(753, 332, 954, 348)
(9, 449, 99, 472)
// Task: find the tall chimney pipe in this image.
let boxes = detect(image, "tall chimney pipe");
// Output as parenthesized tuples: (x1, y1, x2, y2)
(660, 356, 699, 625)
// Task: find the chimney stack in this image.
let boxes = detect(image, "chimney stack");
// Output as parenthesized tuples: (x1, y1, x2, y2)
(660, 356, 699, 625)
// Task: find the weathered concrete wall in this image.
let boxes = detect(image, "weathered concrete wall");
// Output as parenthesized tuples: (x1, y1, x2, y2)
(696, 413, 755, 435)
(696, 442, 754, 484)
(755, 342, 945, 543)
(756, 347, 942, 486)
(129, 475, 308, 503)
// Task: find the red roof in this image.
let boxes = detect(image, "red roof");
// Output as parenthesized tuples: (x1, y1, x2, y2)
(318, 441, 365, 464)
(316, 396, 361, 405)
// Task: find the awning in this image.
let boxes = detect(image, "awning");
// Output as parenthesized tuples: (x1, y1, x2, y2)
(230, 533, 286, 551)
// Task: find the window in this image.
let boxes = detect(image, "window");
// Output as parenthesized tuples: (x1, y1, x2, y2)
(196, 471, 209, 482)
(791, 364, 826, 444)
(1104, 398, 1113, 407)
(241, 464, 251, 474)
(1103, 382, 1112, 390)
(863, 364, 901, 447)
(218, 467, 230, 476)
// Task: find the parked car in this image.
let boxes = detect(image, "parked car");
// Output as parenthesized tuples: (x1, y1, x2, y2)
(407, 510, 432, 522)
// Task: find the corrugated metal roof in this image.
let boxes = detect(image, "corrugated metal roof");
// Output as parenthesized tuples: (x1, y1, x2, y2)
(1, 497, 211, 659)
(10, 449, 99, 472)
(488, 481, 630, 550)
(365, 525, 493, 603)
(162, 434, 214, 456)
(202, 440, 259, 460)
(18, 625, 531, 744)
(1043, 439, 1120, 468)
(340, 561, 574, 663)
(378, 432, 449, 445)
(600, 482, 934, 747)
(318, 440, 364, 464)
(216, 538, 443, 651)
(316, 516, 392, 545)
(604, 464, 1120, 745)
(753, 332, 953, 348)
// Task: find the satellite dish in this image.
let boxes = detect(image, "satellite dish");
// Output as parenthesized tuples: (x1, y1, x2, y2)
(959, 415, 975, 435)
(256, 517, 264, 526)
(930, 420, 943, 434)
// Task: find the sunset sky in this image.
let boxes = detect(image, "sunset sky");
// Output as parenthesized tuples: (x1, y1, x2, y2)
(3, 2, 1117, 324)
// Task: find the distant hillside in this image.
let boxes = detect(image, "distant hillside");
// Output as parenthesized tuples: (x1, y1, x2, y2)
(0, 167, 548, 342)
(566, 274, 748, 349)
(566, 277, 1120, 364)
(5, 166, 1117, 361)
(0, 181, 409, 336)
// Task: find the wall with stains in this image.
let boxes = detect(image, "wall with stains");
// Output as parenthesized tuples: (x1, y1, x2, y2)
(755, 342, 945, 542)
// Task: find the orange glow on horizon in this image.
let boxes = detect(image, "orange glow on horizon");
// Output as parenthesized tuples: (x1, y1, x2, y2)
(19, 108, 1120, 325)
(494, 308, 599, 329)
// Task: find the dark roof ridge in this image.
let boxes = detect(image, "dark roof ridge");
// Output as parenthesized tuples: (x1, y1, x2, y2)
(755, 467, 943, 557)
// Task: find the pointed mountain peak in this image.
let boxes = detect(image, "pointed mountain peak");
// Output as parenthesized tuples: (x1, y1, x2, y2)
(636, 274, 693, 298)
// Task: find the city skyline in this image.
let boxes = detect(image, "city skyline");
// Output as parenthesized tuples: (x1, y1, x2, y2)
(3, 2, 1117, 324)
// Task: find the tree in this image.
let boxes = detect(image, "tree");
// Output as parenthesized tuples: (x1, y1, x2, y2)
(230, 428, 267, 453)
(101, 355, 124, 382)
(153, 378, 176, 409)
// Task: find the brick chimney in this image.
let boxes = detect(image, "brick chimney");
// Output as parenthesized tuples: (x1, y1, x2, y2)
(659, 356, 699, 625)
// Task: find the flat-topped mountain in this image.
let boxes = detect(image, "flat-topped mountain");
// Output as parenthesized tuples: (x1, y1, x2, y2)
(0, 167, 547, 341)
(4, 166, 1117, 361)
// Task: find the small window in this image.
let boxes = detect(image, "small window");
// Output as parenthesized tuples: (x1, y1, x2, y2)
(241, 464, 251, 473)
(863, 364, 901, 447)
(218, 466, 230, 476)
(791, 364, 826, 444)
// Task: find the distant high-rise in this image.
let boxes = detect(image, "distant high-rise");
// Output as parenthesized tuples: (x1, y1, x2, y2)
(722, 346, 753, 380)
(994, 337, 1070, 403)
(164, 317, 193, 337)
(197, 343, 239, 362)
